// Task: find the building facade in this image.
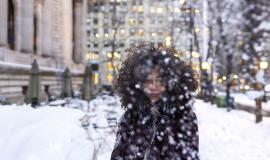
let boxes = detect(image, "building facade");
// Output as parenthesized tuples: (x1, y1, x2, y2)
(86, 0, 205, 86)
(0, 0, 88, 103)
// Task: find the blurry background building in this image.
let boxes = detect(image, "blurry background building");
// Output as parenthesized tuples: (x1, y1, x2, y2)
(86, 0, 205, 87)
(0, 0, 88, 103)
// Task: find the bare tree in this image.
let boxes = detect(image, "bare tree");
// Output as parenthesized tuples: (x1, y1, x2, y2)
(239, 0, 270, 86)
(88, 0, 130, 93)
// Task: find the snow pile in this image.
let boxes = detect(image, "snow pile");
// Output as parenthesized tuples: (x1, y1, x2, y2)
(86, 96, 123, 160)
(195, 100, 270, 160)
(0, 105, 94, 160)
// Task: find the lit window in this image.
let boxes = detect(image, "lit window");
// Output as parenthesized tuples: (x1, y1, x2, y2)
(174, 7, 180, 13)
(129, 18, 136, 25)
(137, 5, 144, 12)
(138, 28, 144, 36)
(86, 52, 99, 61)
(104, 28, 109, 37)
(107, 74, 114, 83)
(94, 73, 99, 85)
(156, 7, 164, 14)
(119, 28, 125, 36)
(107, 62, 113, 71)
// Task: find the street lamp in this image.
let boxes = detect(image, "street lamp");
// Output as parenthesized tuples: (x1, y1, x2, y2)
(226, 54, 233, 111)
(259, 60, 268, 102)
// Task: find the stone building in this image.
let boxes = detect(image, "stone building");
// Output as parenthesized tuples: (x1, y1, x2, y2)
(0, 0, 88, 103)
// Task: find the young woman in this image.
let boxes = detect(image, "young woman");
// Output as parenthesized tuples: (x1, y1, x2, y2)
(111, 44, 199, 160)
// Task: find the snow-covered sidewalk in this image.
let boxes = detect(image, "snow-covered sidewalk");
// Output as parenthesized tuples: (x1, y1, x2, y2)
(0, 105, 94, 160)
(195, 100, 270, 160)
(0, 98, 269, 160)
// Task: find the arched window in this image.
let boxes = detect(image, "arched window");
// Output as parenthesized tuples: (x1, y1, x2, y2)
(8, 0, 15, 50)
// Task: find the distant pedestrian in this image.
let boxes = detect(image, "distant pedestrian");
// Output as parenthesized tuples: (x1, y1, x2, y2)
(111, 43, 199, 160)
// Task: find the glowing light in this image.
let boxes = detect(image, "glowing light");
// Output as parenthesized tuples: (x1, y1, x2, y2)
(265, 84, 270, 92)
(107, 74, 114, 83)
(179, 0, 186, 5)
(107, 52, 112, 58)
(129, 18, 136, 25)
(192, 51, 200, 58)
(222, 76, 227, 81)
(218, 79, 223, 83)
(94, 73, 99, 85)
(166, 36, 171, 41)
(156, 7, 164, 14)
(260, 61, 268, 69)
(107, 62, 113, 71)
(244, 85, 250, 90)
(202, 62, 210, 71)
(138, 29, 144, 36)
(174, 7, 180, 13)
(138, 6, 144, 12)
(195, 27, 200, 33)
(86, 52, 99, 61)
(233, 74, 239, 79)
(107, 52, 121, 59)
(120, 29, 125, 35)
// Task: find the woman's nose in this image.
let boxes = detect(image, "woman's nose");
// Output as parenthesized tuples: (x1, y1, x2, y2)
(149, 80, 158, 88)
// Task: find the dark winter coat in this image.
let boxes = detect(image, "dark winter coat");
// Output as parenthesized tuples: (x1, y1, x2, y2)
(111, 100, 199, 160)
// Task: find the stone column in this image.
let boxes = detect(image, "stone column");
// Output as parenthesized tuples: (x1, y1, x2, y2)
(41, 0, 52, 57)
(82, 0, 87, 63)
(15, 0, 22, 51)
(0, 0, 8, 47)
(34, 1, 43, 56)
(73, 0, 83, 64)
(21, 0, 34, 53)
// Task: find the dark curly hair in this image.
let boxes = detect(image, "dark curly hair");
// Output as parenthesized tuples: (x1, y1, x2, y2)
(117, 43, 198, 112)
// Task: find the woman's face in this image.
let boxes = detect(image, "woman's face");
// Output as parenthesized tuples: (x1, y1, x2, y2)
(143, 68, 166, 104)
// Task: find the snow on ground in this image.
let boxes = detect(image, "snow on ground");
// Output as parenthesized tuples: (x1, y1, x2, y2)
(0, 104, 94, 160)
(219, 91, 270, 111)
(0, 96, 269, 160)
(92, 98, 270, 160)
(195, 100, 270, 160)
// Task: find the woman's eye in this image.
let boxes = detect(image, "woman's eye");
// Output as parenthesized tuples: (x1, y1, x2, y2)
(146, 80, 152, 84)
